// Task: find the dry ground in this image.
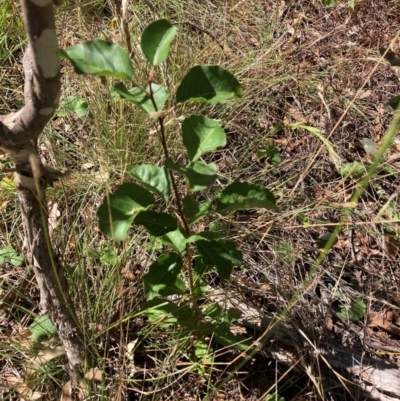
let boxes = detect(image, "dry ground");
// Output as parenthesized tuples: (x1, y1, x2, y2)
(1, 0, 400, 400)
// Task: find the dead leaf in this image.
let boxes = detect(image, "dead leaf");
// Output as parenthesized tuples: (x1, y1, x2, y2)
(60, 381, 73, 401)
(324, 316, 334, 331)
(356, 90, 372, 99)
(121, 268, 136, 281)
(368, 312, 400, 335)
(4, 373, 43, 400)
(84, 367, 103, 382)
(386, 236, 400, 257)
(48, 201, 60, 234)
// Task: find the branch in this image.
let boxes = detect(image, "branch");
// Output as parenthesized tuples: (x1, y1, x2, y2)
(0, 0, 60, 150)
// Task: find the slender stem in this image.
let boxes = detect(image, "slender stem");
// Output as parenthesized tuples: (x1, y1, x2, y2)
(147, 75, 195, 297)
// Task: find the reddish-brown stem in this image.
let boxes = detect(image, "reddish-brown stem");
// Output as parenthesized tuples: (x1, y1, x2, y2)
(147, 76, 196, 298)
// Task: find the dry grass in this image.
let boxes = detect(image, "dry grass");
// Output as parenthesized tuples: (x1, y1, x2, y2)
(1, 0, 400, 400)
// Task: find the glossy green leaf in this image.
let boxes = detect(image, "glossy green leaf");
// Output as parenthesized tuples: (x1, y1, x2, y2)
(182, 115, 226, 161)
(140, 299, 179, 327)
(57, 96, 89, 118)
(129, 165, 171, 201)
(182, 195, 212, 223)
(143, 253, 185, 299)
(217, 182, 277, 212)
(141, 19, 177, 65)
(165, 159, 217, 191)
(30, 314, 56, 342)
(97, 183, 155, 241)
(59, 39, 134, 79)
(176, 65, 242, 104)
(187, 231, 219, 243)
(0, 246, 24, 267)
(113, 82, 169, 114)
(134, 210, 178, 236)
(196, 239, 242, 280)
(161, 227, 187, 254)
(218, 239, 243, 266)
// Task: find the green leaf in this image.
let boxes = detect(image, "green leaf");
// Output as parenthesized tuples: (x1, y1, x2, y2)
(218, 239, 243, 266)
(129, 165, 171, 201)
(165, 159, 217, 191)
(182, 195, 212, 223)
(337, 298, 366, 322)
(196, 239, 242, 280)
(379, 47, 400, 67)
(194, 340, 210, 359)
(57, 96, 89, 118)
(182, 115, 226, 161)
(265, 394, 285, 401)
(97, 183, 155, 241)
(0, 246, 24, 267)
(214, 322, 251, 351)
(172, 304, 197, 329)
(339, 161, 366, 178)
(143, 253, 185, 299)
(316, 231, 338, 249)
(88, 243, 118, 266)
(386, 95, 400, 110)
(360, 137, 377, 155)
(140, 19, 178, 65)
(209, 221, 229, 239)
(140, 299, 179, 327)
(187, 231, 220, 242)
(217, 182, 277, 212)
(59, 39, 134, 79)
(256, 143, 281, 165)
(161, 227, 187, 254)
(204, 305, 241, 324)
(176, 65, 242, 104)
(0, 177, 16, 192)
(30, 314, 56, 342)
(204, 304, 223, 320)
(113, 82, 169, 114)
(134, 211, 178, 236)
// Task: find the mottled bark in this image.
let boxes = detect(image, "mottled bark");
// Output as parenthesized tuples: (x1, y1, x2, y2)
(0, 0, 86, 380)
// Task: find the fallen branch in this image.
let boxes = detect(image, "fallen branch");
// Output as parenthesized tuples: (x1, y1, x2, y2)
(211, 289, 400, 400)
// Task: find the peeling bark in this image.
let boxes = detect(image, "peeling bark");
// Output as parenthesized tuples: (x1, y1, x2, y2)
(0, 0, 86, 380)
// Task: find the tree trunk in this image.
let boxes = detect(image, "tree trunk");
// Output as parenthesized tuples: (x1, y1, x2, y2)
(0, 0, 86, 380)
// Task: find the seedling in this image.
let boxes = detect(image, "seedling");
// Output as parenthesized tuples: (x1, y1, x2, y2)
(62, 19, 278, 352)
